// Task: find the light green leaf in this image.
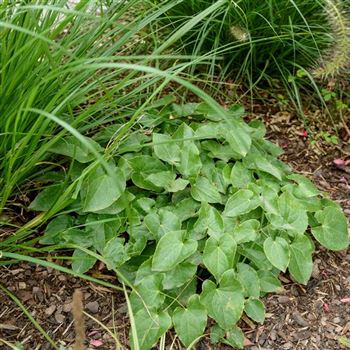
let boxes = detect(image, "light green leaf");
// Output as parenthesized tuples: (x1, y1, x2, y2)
(49, 136, 102, 163)
(202, 140, 237, 162)
(130, 308, 171, 350)
(193, 202, 224, 239)
(267, 191, 308, 236)
(233, 219, 259, 244)
(176, 140, 202, 178)
(223, 190, 259, 217)
(311, 206, 349, 251)
(153, 133, 180, 165)
(244, 148, 284, 180)
(230, 161, 252, 188)
(173, 295, 207, 347)
(220, 120, 251, 158)
(152, 230, 197, 272)
(81, 166, 125, 212)
(190, 176, 222, 204)
(166, 178, 189, 192)
(132, 274, 165, 311)
(71, 249, 96, 274)
(203, 234, 236, 281)
(288, 235, 314, 284)
(257, 270, 282, 293)
(288, 174, 320, 198)
(146, 171, 175, 188)
(103, 237, 128, 269)
(201, 276, 244, 330)
(244, 298, 265, 323)
(224, 326, 244, 349)
(144, 209, 181, 240)
(237, 263, 260, 298)
(263, 237, 290, 272)
(162, 262, 197, 290)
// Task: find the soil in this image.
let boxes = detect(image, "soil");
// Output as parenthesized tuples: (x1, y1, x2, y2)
(1, 101, 350, 350)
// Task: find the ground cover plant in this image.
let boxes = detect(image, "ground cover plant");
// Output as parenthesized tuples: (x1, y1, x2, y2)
(18, 101, 349, 349)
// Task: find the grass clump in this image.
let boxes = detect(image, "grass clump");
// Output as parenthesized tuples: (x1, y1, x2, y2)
(148, 0, 350, 110)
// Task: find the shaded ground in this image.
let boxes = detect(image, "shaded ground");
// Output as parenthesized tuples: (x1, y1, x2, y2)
(1, 102, 350, 350)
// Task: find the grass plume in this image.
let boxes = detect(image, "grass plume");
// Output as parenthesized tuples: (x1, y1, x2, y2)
(312, 0, 350, 79)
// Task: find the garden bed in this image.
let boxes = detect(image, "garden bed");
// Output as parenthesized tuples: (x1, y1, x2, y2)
(1, 105, 349, 350)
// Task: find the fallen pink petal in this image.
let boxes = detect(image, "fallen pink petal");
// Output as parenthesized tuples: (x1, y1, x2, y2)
(340, 298, 350, 304)
(90, 339, 103, 347)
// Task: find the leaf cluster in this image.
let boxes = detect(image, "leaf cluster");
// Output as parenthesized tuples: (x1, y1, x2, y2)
(32, 102, 349, 349)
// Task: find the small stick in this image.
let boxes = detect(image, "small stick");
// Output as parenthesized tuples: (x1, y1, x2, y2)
(72, 289, 86, 350)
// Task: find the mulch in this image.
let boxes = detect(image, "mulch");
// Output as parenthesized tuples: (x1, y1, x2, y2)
(1, 100, 349, 350)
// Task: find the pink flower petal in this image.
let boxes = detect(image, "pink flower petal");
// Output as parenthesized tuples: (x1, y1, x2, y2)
(323, 303, 330, 312)
(333, 159, 347, 166)
(340, 297, 350, 304)
(90, 339, 103, 347)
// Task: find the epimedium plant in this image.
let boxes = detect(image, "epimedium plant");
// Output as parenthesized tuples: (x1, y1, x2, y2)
(30, 102, 348, 349)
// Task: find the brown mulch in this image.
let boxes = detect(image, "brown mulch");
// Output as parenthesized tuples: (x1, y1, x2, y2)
(1, 102, 350, 350)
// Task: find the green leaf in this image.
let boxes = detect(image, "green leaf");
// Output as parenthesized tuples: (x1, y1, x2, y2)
(190, 176, 222, 204)
(201, 276, 244, 330)
(263, 237, 290, 272)
(288, 235, 314, 284)
(311, 206, 349, 251)
(224, 326, 244, 349)
(132, 274, 165, 311)
(267, 191, 308, 236)
(202, 140, 237, 162)
(71, 249, 96, 274)
(244, 298, 265, 323)
(237, 263, 260, 298)
(193, 202, 224, 239)
(230, 161, 252, 188)
(29, 185, 62, 211)
(40, 215, 73, 245)
(223, 190, 259, 217)
(103, 237, 128, 269)
(233, 219, 259, 244)
(220, 120, 251, 158)
(162, 262, 197, 290)
(176, 133, 202, 177)
(257, 270, 282, 293)
(203, 234, 237, 281)
(144, 209, 181, 240)
(146, 171, 175, 188)
(153, 133, 180, 165)
(129, 155, 168, 191)
(130, 308, 171, 350)
(287, 174, 320, 198)
(244, 148, 284, 180)
(49, 136, 102, 163)
(210, 324, 225, 344)
(166, 178, 190, 192)
(173, 295, 207, 347)
(152, 230, 197, 272)
(339, 336, 350, 348)
(81, 165, 126, 212)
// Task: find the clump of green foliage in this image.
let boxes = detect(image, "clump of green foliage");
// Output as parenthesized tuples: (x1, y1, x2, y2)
(29, 102, 348, 349)
(148, 0, 350, 114)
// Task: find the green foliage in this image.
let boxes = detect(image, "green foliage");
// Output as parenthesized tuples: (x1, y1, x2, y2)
(29, 102, 349, 349)
(149, 0, 331, 81)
